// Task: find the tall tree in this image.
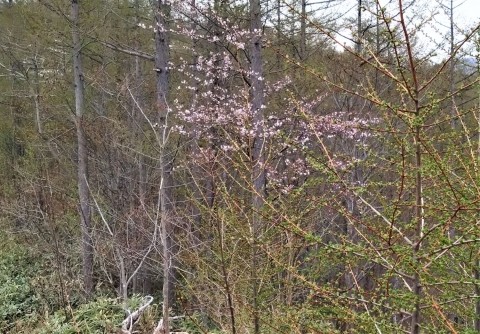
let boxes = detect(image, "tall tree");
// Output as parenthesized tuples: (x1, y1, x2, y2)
(153, 0, 174, 333)
(300, 0, 307, 60)
(249, 0, 265, 332)
(449, 0, 456, 129)
(357, 0, 362, 53)
(72, 0, 94, 299)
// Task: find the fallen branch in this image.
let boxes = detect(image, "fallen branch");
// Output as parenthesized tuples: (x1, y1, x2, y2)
(153, 315, 186, 334)
(121, 295, 154, 334)
(121, 296, 188, 334)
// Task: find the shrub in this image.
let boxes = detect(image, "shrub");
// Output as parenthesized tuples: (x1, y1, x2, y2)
(0, 245, 39, 332)
(35, 296, 146, 334)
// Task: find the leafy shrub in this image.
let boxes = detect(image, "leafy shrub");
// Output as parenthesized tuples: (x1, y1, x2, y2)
(36, 298, 123, 333)
(0, 245, 39, 332)
(35, 296, 145, 334)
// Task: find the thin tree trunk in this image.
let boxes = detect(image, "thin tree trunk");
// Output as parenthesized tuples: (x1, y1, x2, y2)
(134, 0, 146, 208)
(276, 0, 281, 67)
(300, 0, 306, 60)
(450, 0, 456, 130)
(410, 124, 423, 334)
(217, 216, 236, 334)
(32, 58, 43, 135)
(475, 61, 480, 331)
(356, 0, 362, 53)
(154, 1, 174, 333)
(71, 0, 94, 299)
(132, 0, 149, 295)
(397, 1, 423, 332)
(189, 0, 202, 232)
(376, 1, 380, 55)
(475, 265, 480, 331)
(249, 0, 265, 332)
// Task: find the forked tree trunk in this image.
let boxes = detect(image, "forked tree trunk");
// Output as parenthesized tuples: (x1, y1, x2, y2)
(71, 0, 94, 299)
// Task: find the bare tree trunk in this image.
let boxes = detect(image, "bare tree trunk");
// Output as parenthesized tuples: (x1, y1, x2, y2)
(154, 1, 174, 333)
(356, 0, 362, 53)
(249, 0, 265, 332)
(395, 1, 423, 332)
(300, 0, 306, 60)
(410, 126, 423, 334)
(134, 0, 146, 208)
(72, 0, 94, 299)
(131, 0, 151, 296)
(217, 216, 237, 334)
(475, 60, 480, 332)
(376, 1, 380, 55)
(276, 0, 281, 67)
(398, 0, 423, 329)
(475, 265, 480, 331)
(31, 58, 43, 135)
(449, 0, 457, 130)
(189, 0, 202, 231)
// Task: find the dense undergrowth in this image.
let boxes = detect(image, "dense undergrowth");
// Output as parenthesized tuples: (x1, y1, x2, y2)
(0, 233, 201, 334)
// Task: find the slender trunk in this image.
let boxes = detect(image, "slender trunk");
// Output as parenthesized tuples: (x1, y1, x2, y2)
(250, 0, 265, 332)
(32, 58, 42, 135)
(475, 58, 480, 331)
(300, 0, 306, 60)
(155, 1, 173, 333)
(207, 0, 223, 213)
(376, 1, 380, 55)
(217, 217, 236, 334)
(72, 0, 94, 299)
(189, 0, 202, 232)
(450, 0, 456, 130)
(132, 0, 149, 295)
(410, 123, 423, 334)
(134, 0, 146, 208)
(475, 265, 480, 331)
(117, 249, 128, 302)
(398, 1, 422, 331)
(356, 0, 362, 53)
(276, 0, 281, 67)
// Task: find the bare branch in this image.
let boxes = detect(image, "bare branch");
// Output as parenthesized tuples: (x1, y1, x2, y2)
(100, 41, 155, 62)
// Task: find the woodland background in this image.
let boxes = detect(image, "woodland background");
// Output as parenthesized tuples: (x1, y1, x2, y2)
(0, 0, 480, 333)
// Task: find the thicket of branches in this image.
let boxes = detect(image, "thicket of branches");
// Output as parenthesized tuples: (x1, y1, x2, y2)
(0, 0, 480, 333)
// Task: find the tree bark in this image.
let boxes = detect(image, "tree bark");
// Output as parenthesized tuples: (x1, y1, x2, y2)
(72, 0, 94, 299)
